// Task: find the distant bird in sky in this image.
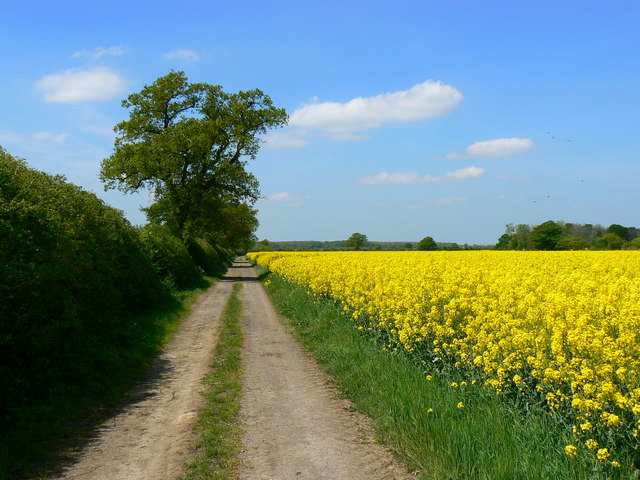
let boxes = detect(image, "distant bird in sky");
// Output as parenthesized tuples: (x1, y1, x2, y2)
(547, 131, 573, 142)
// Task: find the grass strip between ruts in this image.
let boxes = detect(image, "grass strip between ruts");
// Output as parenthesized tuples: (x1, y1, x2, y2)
(180, 281, 244, 480)
(258, 267, 626, 480)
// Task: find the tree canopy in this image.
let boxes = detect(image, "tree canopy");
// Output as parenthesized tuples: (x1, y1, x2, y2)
(607, 224, 630, 241)
(596, 233, 627, 250)
(346, 232, 368, 250)
(494, 220, 638, 250)
(529, 221, 565, 250)
(417, 236, 438, 251)
(100, 71, 287, 244)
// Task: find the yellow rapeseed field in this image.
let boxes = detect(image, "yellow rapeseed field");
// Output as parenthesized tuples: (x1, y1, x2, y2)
(249, 250, 640, 463)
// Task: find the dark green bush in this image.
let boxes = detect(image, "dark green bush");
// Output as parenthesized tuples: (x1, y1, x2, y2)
(212, 243, 235, 266)
(0, 147, 166, 427)
(187, 237, 232, 276)
(138, 225, 203, 289)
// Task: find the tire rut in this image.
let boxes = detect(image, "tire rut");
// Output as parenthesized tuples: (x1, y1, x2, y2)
(237, 258, 414, 480)
(54, 266, 243, 480)
(54, 259, 414, 480)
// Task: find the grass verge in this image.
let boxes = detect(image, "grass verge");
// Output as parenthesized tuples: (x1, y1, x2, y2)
(259, 267, 626, 480)
(1, 278, 217, 480)
(180, 282, 244, 480)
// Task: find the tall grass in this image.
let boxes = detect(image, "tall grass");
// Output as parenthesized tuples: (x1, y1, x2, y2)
(260, 268, 625, 480)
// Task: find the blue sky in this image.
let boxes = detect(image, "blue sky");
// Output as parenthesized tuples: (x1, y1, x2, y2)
(2, 1, 639, 245)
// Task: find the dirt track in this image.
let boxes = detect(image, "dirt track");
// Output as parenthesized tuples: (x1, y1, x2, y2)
(54, 259, 413, 480)
(54, 277, 235, 480)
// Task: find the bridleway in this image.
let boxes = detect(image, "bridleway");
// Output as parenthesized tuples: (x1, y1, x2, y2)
(54, 258, 413, 480)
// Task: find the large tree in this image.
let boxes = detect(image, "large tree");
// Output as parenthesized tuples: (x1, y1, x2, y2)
(417, 236, 438, 251)
(595, 233, 627, 250)
(607, 224, 630, 241)
(530, 220, 565, 250)
(346, 232, 368, 250)
(100, 71, 287, 239)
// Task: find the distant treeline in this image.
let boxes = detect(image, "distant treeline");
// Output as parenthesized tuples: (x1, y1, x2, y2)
(0, 147, 234, 452)
(495, 221, 640, 250)
(251, 239, 490, 251)
(251, 221, 640, 253)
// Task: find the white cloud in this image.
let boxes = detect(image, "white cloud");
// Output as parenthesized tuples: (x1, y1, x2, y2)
(495, 174, 550, 183)
(30, 131, 70, 143)
(163, 48, 199, 62)
(71, 46, 125, 60)
(268, 192, 293, 201)
(36, 67, 127, 103)
(263, 130, 308, 149)
(263, 192, 311, 207)
(264, 129, 372, 149)
(0, 130, 69, 144)
(359, 166, 485, 185)
(289, 80, 463, 134)
(465, 138, 535, 158)
(446, 137, 536, 159)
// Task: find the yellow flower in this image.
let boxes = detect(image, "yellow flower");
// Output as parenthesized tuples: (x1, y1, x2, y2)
(457, 402, 465, 409)
(250, 250, 640, 453)
(597, 448, 611, 462)
(426, 375, 433, 381)
(611, 460, 621, 468)
(586, 439, 598, 450)
(451, 382, 459, 388)
(427, 408, 434, 413)
(579, 421, 592, 431)
(601, 412, 622, 427)
(565, 445, 578, 457)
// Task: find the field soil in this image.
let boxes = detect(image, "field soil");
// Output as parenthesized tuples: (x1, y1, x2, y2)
(52, 259, 413, 480)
